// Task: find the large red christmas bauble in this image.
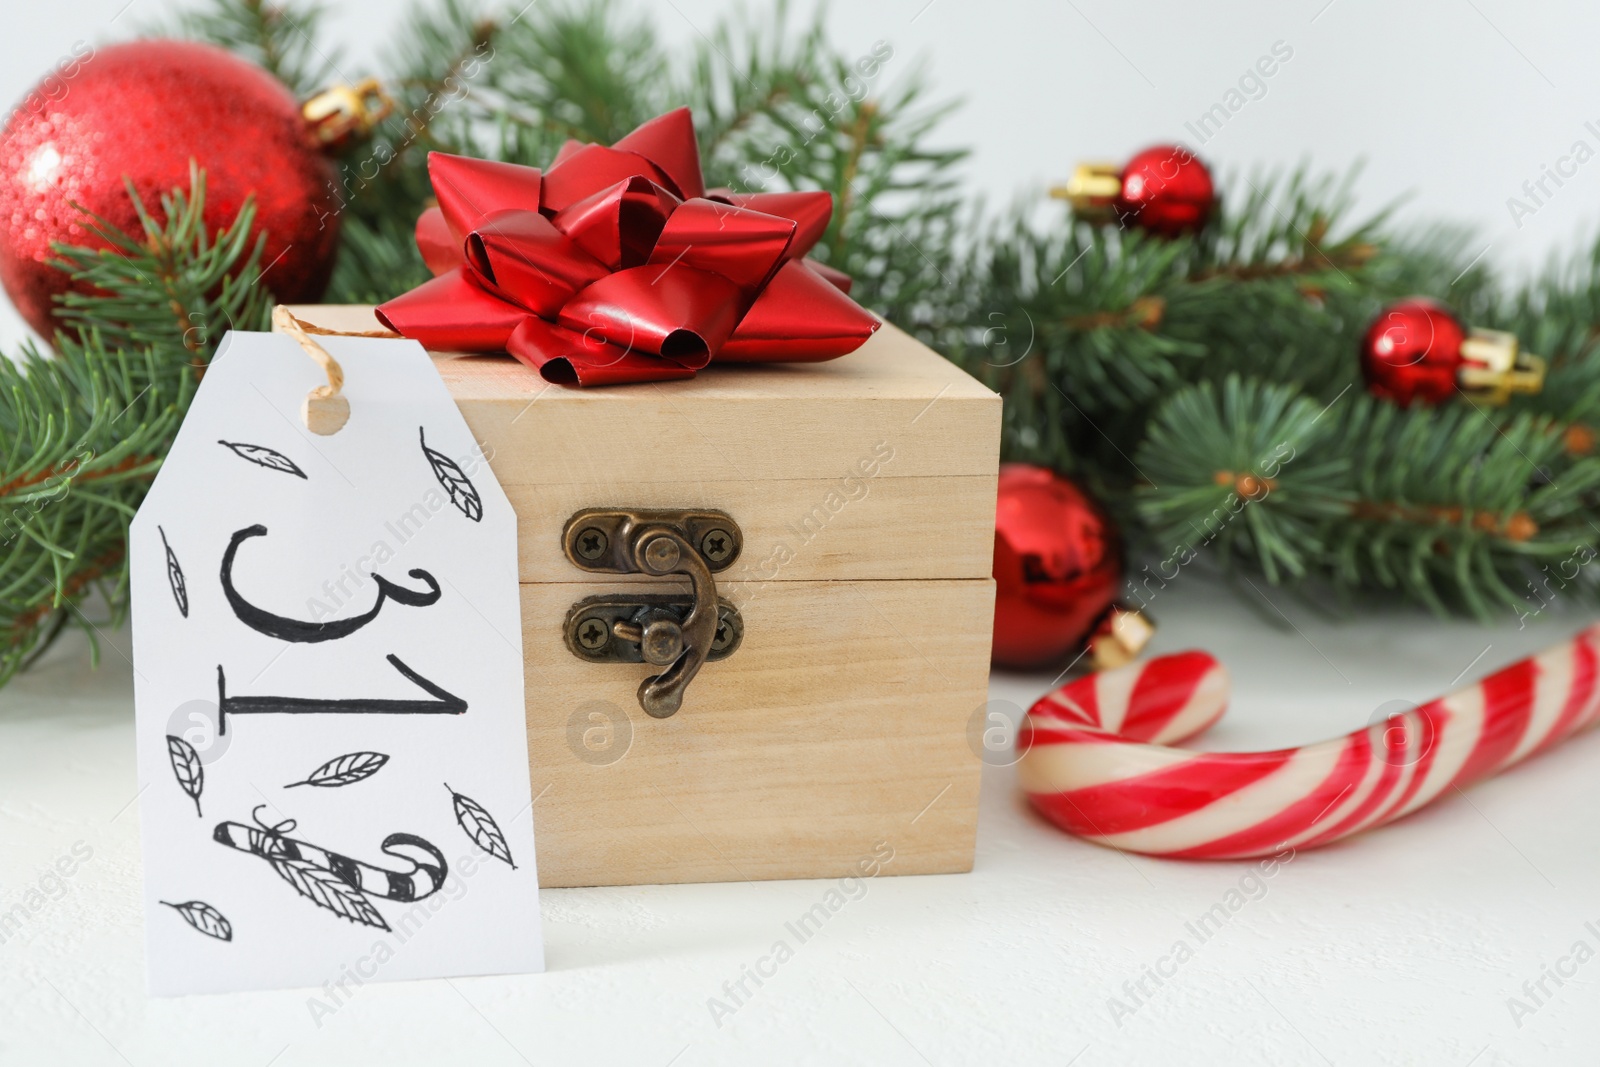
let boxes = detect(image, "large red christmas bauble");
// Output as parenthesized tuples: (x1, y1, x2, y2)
(992, 464, 1123, 670)
(1359, 297, 1466, 406)
(1117, 145, 1215, 237)
(0, 40, 340, 338)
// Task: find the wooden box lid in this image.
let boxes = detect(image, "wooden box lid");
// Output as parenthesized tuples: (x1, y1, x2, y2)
(281, 306, 1001, 585)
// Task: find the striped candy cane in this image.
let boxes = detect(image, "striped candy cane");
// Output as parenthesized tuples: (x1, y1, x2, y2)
(1017, 624, 1600, 859)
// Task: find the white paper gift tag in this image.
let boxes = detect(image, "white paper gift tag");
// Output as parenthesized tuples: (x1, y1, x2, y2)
(130, 330, 543, 995)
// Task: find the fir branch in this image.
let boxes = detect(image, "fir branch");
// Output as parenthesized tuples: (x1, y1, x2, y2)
(1135, 376, 1351, 586)
(1495, 233, 1600, 437)
(0, 169, 266, 679)
(1136, 376, 1600, 617)
(1328, 400, 1600, 616)
(1198, 166, 1385, 284)
(53, 164, 270, 364)
(684, 0, 820, 163)
(170, 0, 341, 96)
(381, 0, 507, 158)
(326, 211, 433, 306)
(468, 0, 667, 146)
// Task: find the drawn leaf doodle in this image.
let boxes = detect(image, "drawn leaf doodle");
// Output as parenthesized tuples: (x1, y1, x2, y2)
(420, 427, 482, 522)
(161, 900, 232, 941)
(446, 783, 515, 868)
(217, 440, 308, 480)
(158, 526, 188, 618)
(286, 751, 390, 789)
(269, 855, 391, 931)
(166, 734, 204, 817)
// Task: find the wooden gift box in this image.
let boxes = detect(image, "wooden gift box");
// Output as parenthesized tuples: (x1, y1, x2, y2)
(280, 306, 1000, 887)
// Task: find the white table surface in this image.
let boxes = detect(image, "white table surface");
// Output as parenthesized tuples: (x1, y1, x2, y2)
(4, 572, 1599, 1067)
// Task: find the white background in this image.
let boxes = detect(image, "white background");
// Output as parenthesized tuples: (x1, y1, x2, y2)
(6, 1, 1600, 1063)
(4, 0, 1600, 346)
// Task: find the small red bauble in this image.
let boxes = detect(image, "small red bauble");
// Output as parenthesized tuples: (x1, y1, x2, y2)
(1359, 297, 1466, 406)
(0, 40, 341, 338)
(1116, 145, 1215, 237)
(1054, 145, 1215, 237)
(991, 464, 1123, 670)
(1359, 297, 1545, 407)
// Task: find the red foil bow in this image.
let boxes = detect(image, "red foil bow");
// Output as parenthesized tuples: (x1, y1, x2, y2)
(376, 108, 881, 386)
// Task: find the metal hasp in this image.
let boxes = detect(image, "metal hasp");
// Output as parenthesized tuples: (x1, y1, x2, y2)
(561, 510, 743, 718)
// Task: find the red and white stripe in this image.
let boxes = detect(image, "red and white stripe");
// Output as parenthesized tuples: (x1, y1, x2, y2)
(1017, 625, 1600, 859)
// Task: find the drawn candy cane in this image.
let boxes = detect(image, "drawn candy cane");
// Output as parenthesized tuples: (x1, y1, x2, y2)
(1017, 624, 1600, 859)
(214, 807, 447, 929)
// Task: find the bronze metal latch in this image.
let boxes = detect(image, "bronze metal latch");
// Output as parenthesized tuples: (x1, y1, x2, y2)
(561, 509, 743, 718)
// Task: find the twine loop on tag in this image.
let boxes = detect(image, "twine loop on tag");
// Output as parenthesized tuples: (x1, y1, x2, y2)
(272, 305, 352, 436)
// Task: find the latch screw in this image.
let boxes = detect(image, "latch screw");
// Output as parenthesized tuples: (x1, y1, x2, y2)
(575, 527, 609, 561)
(700, 528, 734, 564)
(710, 609, 737, 653)
(575, 615, 610, 651)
